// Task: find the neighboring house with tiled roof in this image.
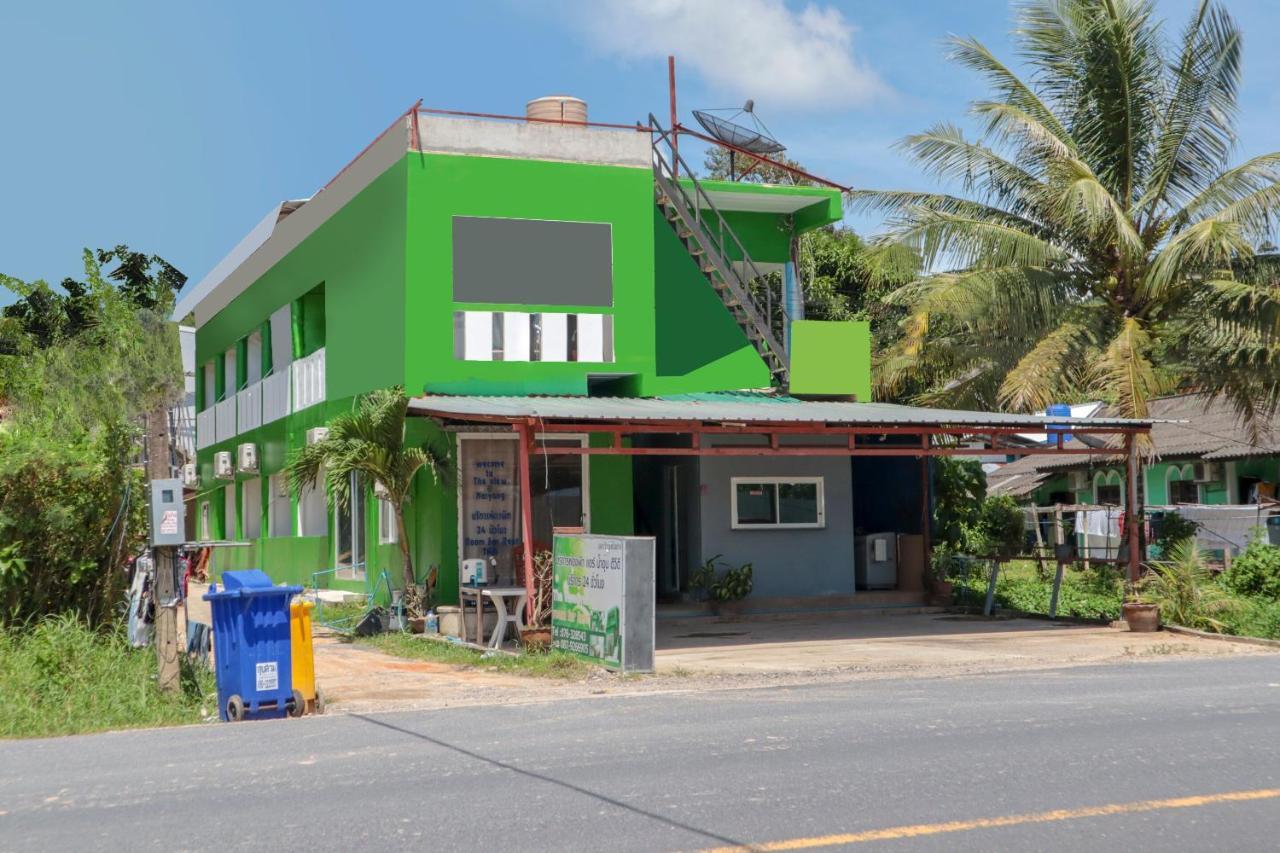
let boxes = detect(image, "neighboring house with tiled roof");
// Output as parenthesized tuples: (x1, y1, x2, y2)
(988, 393, 1280, 508)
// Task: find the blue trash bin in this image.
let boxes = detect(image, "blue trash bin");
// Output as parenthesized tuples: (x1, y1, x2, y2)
(204, 569, 304, 722)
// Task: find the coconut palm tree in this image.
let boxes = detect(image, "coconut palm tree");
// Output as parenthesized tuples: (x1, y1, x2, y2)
(854, 0, 1280, 433)
(287, 386, 447, 617)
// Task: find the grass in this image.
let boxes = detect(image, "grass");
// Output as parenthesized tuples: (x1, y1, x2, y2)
(312, 597, 369, 630)
(0, 615, 216, 739)
(356, 632, 592, 680)
(952, 559, 1125, 621)
(951, 558, 1280, 640)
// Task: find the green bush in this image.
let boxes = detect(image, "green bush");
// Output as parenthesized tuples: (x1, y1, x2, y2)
(1139, 540, 1240, 633)
(1221, 537, 1280, 600)
(0, 615, 215, 738)
(977, 495, 1027, 557)
(952, 560, 1124, 620)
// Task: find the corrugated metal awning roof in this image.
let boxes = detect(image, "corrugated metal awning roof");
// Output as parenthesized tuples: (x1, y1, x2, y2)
(408, 391, 1153, 429)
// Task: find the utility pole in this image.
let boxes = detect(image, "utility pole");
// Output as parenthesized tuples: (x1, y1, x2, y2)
(146, 403, 181, 694)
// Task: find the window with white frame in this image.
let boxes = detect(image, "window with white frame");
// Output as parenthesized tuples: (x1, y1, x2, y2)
(224, 484, 238, 539)
(378, 496, 398, 544)
(335, 472, 366, 578)
(730, 477, 825, 529)
(241, 477, 262, 540)
(453, 310, 613, 363)
(297, 470, 327, 537)
(268, 473, 292, 537)
(1094, 471, 1123, 505)
(1167, 465, 1200, 505)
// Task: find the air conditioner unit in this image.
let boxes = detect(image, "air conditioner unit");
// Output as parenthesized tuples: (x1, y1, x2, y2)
(373, 480, 390, 499)
(213, 451, 234, 480)
(182, 462, 199, 488)
(236, 442, 258, 473)
(1068, 470, 1089, 491)
(1193, 462, 1220, 484)
(305, 427, 329, 446)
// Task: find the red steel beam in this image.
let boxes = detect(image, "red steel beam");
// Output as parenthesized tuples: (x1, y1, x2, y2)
(673, 123, 853, 192)
(421, 413, 1148, 438)
(508, 445, 1111, 458)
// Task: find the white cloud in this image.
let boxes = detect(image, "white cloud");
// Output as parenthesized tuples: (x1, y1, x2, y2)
(569, 0, 887, 111)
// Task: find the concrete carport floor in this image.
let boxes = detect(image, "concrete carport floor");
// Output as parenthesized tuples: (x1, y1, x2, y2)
(653, 611, 1273, 677)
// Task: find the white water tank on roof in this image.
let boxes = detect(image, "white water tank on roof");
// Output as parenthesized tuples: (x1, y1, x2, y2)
(526, 95, 587, 124)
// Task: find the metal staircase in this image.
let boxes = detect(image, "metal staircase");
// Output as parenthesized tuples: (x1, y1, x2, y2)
(649, 115, 790, 386)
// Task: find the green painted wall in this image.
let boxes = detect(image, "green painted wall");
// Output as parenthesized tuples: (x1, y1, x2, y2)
(195, 158, 407, 393)
(194, 149, 843, 594)
(788, 320, 871, 399)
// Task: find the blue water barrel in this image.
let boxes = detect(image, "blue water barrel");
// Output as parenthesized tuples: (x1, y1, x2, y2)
(1045, 403, 1072, 443)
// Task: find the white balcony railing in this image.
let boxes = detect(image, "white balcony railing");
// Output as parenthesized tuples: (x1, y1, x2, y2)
(262, 370, 291, 424)
(291, 347, 326, 412)
(196, 407, 216, 450)
(236, 383, 262, 434)
(214, 398, 237, 444)
(196, 348, 323, 451)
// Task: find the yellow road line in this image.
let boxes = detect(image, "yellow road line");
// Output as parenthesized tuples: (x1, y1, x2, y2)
(700, 788, 1280, 852)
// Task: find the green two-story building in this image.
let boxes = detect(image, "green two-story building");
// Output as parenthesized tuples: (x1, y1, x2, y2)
(174, 102, 878, 603)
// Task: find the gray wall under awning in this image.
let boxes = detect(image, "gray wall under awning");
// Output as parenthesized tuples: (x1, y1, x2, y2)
(697, 444, 855, 599)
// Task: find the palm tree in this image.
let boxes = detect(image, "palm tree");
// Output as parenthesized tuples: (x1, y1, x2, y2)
(287, 386, 447, 617)
(854, 0, 1280, 433)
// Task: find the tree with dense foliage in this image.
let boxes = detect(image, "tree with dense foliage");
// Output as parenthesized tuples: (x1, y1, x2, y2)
(286, 386, 447, 618)
(0, 249, 185, 625)
(854, 0, 1280, 431)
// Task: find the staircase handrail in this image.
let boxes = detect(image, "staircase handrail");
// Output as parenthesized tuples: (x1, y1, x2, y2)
(649, 115, 785, 330)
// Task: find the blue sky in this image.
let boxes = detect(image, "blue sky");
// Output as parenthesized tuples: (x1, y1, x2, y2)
(2, 0, 1279, 305)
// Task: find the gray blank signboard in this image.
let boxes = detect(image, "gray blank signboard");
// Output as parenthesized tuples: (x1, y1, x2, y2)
(452, 216, 613, 307)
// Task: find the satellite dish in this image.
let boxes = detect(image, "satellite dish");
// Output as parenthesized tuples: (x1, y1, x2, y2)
(692, 101, 786, 156)
(691, 101, 785, 181)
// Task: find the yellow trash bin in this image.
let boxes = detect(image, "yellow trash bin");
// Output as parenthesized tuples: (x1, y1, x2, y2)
(290, 600, 321, 715)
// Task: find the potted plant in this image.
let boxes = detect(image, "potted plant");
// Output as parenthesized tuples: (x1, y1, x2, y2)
(709, 559, 753, 616)
(689, 555, 718, 603)
(929, 544, 957, 605)
(1121, 591, 1160, 632)
(520, 549, 554, 650)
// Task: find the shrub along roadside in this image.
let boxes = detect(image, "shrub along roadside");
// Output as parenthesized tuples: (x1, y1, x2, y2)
(950, 555, 1280, 641)
(0, 615, 215, 739)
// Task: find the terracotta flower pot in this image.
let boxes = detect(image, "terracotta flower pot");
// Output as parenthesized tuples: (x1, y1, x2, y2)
(930, 580, 954, 606)
(521, 628, 552, 650)
(1122, 602, 1160, 633)
(408, 616, 427, 635)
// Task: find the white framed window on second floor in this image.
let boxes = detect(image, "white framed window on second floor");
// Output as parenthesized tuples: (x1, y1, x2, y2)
(241, 477, 262, 540)
(268, 473, 292, 537)
(730, 476, 825, 530)
(378, 496, 398, 545)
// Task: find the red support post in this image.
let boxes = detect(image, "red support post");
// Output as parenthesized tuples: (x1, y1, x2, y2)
(1124, 433, 1142, 586)
(517, 420, 536, 621)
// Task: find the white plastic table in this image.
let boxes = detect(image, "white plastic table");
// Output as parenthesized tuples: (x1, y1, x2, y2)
(460, 586, 527, 649)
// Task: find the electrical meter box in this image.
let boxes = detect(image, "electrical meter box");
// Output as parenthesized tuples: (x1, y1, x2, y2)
(149, 478, 186, 547)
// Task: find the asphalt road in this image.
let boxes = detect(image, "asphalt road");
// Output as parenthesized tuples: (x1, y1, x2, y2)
(3, 656, 1280, 852)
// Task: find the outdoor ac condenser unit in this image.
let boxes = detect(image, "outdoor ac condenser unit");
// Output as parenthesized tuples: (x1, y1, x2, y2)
(305, 427, 329, 446)
(213, 451, 234, 479)
(236, 442, 258, 473)
(181, 462, 199, 488)
(1193, 462, 1220, 484)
